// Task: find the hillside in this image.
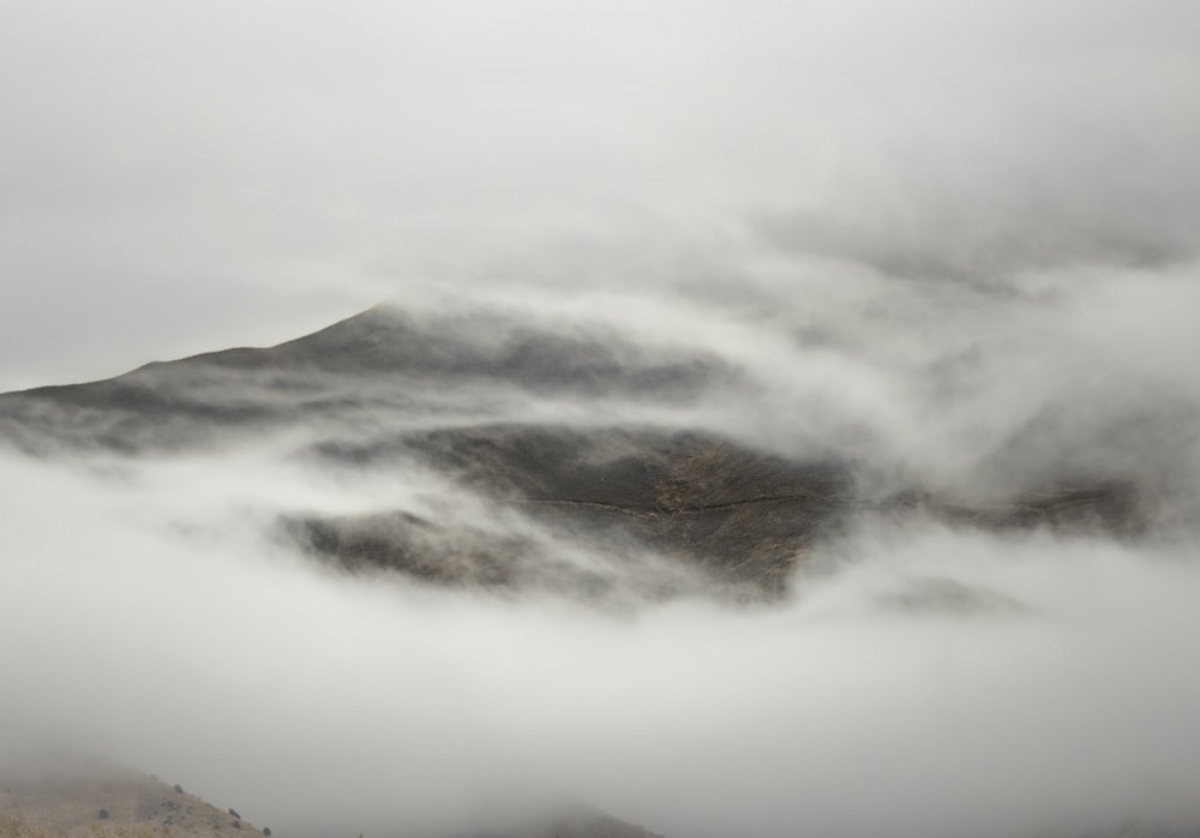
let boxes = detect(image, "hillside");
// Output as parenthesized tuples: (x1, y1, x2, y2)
(0, 761, 264, 838)
(0, 305, 1152, 603)
(0, 759, 661, 838)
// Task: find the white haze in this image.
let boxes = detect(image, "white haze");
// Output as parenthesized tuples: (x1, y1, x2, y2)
(4, 431, 1200, 838)
(3, 1, 1200, 837)
(2, 0, 1199, 388)
(4, 258, 1200, 837)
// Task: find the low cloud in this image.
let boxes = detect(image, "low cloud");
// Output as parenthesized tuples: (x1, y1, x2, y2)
(5, 253, 1200, 837)
(5, 445, 1200, 838)
(4, 2, 1200, 836)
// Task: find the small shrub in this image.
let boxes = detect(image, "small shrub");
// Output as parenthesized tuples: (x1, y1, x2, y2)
(262, 829, 271, 837)
(172, 785, 182, 794)
(98, 811, 109, 821)
(228, 810, 240, 820)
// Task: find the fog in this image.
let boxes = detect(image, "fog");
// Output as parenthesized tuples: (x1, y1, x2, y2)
(4, 426, 1200, 838)
(4, 258, 1200, 836)
(4, 1, 1200, 837)
(3, 0, 1200, 388)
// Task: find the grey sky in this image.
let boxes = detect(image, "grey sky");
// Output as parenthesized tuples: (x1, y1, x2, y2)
(4, 6, 1200, 835)
(2, 1, 1199, 389)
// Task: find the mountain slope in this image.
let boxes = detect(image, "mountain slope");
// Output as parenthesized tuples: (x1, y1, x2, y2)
(0, 760, 265, 838)
(0, 305, 1153, 601)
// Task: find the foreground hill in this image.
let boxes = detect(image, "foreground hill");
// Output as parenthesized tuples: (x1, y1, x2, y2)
(2, 760, 1196, 838)
(0, 760, 264, 838)
(0, 760, 659, 838)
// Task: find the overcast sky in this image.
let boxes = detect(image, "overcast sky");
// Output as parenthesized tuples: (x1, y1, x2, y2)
(5, 6, 1200, 837)
(2, 0, 1199, 390)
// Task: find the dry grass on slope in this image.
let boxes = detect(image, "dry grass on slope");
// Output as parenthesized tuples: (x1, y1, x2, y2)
(0, 761, 267, 838)
(1, 820, 183, 838)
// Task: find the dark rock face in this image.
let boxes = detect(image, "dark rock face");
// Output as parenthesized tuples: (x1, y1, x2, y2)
(291, 420, 1144, 600)
(297, 425, 853, 597)
(0, 305, 1154, 602)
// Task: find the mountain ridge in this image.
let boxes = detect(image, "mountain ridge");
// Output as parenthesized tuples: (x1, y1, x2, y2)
(0, 305, 1152, 603)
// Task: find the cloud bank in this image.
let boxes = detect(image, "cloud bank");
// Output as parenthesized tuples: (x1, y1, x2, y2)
(4, 2, 1200, 837)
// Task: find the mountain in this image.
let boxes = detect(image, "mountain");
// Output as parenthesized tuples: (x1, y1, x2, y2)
(0, 306, 723, 456)
(0, 306, 1192, 838)
(0, 304, 1149, 603)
